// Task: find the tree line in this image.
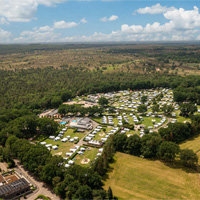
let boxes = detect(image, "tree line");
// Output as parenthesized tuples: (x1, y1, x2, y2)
(2, 66, 199, 112)
(94, 115, 200, 179)
(0, 108, 58, 145)
(109, 116, 200, 168)
(58, 104, 103, 116)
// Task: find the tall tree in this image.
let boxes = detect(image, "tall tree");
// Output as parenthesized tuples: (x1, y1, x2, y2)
(107, 187, 113, 200)
(158, 141, 180, 161)
(98, 97, 108, 106)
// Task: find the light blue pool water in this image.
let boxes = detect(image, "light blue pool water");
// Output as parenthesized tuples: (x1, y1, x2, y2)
(60, 122, 66, 125)
(72, 119, 80, 122)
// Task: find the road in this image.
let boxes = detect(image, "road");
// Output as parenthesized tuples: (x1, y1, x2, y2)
(76, 120, 99, 147)
(14, 160, 60, 200)
(153, 117, 172, 132)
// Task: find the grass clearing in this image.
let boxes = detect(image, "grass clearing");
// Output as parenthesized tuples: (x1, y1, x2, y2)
(91, 116, 102, 124)
(141, 116, 161, 127)
(44, 128, 86, 157)
(93, 126, 112, 141)
(74, 147, 99, 167)
(104, 152, 200, 200)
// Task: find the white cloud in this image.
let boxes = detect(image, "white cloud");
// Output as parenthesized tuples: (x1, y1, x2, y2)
(164, 6, 200, 30)
(100, 15, 118, 22)
(0, 17, 9, 25)
(0, 28, 11, 43)
(80, 18, 88, 23)
(38, 26, 54, 32)
(54, 20, 79, 29)
(110, 6, 200, 41)
(121, 24, 143, 33)
(136, 3, 175, 14)
(0, 0, 66, 22)
(6, 5, 200, 43)
(109, 15, 118, 21)
(15, 26, 59, 43)
(127, 6, 200, 34)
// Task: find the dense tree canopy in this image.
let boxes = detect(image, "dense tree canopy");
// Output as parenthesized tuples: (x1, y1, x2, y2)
(1, 67, 200, 111)
(158, 141, 180, 161)
(179, 103, 197, 117)
(137, 105, 147, 113)
(159, 122, 193, 143)
(98, 97, 109, 106)
(180, 149, 198, 168)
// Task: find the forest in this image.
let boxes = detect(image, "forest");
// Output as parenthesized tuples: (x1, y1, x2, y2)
(1, 66, 200, 112)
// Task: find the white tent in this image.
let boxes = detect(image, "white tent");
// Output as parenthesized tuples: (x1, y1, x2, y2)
(52, 145, 58, 150)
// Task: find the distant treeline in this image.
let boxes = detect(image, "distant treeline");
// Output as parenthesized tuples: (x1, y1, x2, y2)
(155, 52, 200, 63)
(0, 44, 119, 55)
(1, 66, 200, 111)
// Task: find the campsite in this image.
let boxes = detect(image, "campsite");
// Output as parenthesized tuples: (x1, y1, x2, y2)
(35, 87, 198, 169)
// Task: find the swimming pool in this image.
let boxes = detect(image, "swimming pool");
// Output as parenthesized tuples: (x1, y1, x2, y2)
(60, 122, 66, 125)
(72, 119, 80, 122)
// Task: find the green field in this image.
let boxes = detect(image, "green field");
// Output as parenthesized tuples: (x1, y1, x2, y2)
(43, 128, 86, 156)
(93, 126, 112, 141)
(91, 116, 102, 124)
(141, 116, 161, 127)
(180, 134, 200, 164)
(174, 111, 191, 123)
(126, 130, 139, 136)
(104, 152, 200, 200)
(74, 147, 99, 167)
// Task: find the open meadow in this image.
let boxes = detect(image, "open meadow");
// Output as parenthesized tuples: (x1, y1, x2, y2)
(104, 152, 200, 200)
(180, 135, 200, 164)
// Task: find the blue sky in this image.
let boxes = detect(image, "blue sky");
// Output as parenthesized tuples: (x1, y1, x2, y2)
(0, 0, 200, 43)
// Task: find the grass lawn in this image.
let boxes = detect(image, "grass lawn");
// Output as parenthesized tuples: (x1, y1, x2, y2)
(104, 152, 200, 200)
(113, 117, 118, 126)
(93, 126, 112, 141)
(126, 130, 139, 136)
(74, 147, 99, 167)
(174, 110, 191, 123)
(180, 134, 200, 164)
(141, 116, 161, 127)
(91, 116, 102, 124)
(44, 128, 86, 157)
(176, 115, 191, 123)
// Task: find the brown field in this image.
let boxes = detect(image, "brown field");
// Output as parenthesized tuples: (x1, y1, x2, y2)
(1, 44, 200, 76)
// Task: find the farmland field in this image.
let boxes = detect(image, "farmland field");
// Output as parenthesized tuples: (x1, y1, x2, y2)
(104, 152, 200, 200)
(180, 134, 200, 164)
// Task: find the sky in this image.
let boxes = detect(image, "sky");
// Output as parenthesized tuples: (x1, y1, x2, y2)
(0, 0, 200, 43)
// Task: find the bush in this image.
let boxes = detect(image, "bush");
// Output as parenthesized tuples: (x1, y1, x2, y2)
(73, 128, 77, 133)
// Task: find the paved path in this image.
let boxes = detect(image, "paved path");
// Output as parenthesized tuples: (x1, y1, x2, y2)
(76, 120, 99, 147)
(14, 160, 60, 200)
(153, 117, 172, 132)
